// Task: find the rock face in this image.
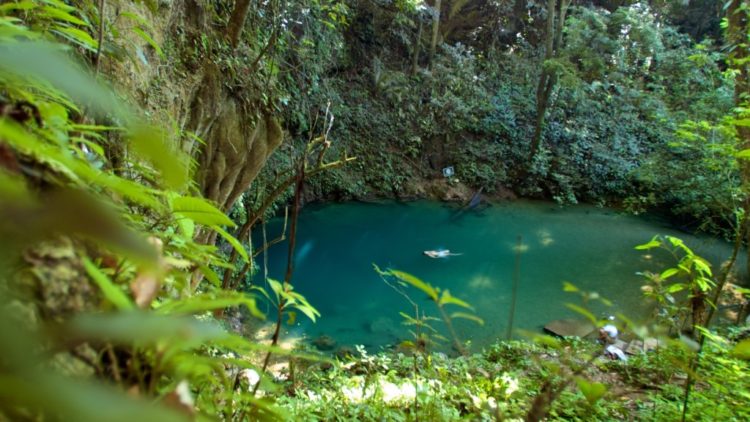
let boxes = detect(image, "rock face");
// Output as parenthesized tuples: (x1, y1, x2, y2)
(106, 1, 283, 216)
(406, 178, 473, 202)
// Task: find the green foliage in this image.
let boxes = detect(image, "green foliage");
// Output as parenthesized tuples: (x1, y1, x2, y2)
(376, 266, 483, 355)
(635, 235, 716, 333)
(0, 4, 298, 420)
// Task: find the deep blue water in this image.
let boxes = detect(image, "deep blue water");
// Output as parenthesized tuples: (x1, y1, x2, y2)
(253, 201, 740, 352)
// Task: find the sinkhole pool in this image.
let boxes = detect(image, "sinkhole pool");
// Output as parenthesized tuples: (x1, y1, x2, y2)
(253, 200, 741, 353)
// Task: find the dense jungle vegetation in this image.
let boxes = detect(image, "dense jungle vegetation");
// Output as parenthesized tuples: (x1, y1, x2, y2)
(1, 0, 750, 420)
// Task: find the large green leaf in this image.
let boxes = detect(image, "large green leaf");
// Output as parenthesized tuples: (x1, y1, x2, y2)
(156, 292, 263, 318)
(212, 225, 249, 263)
(388, 269, 438, 301)
(0, 373, 187, 422)
(635, 236, 661, 250)
(576, 378, 607, 405)
(129, 124, 188, 190)
(450, 312, 484, 326)
(0, 120, 162, 210)
(68, 312, 228, 346)
(439, 290, 474, 310)
(0, 41, 125, 118)
(131, 26, 164, 58)
(731, 339, 750, 360)
(171, 196, 235, 227)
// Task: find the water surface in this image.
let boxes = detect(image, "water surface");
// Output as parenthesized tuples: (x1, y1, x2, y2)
(255, 201, 740, 352)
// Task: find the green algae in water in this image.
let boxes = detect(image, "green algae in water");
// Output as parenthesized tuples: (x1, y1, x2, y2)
(255, 201, 742, 352)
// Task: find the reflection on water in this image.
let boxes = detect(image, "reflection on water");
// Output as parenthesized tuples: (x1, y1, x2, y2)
(255, 201, 743, 353)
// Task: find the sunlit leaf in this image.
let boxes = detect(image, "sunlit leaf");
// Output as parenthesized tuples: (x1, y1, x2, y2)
(731, 339, 750, 360)
(156, 291, 263, 318)
(171, 196, 235, 227)
(660, 268, 679, 279)
(198, 264, 221, 287)
(576, 377, 607, 405)
(563, 281, 579, 292)
(388, 269, 438, 301)
(51, 25, 98, 51)
(450, 312, 484, 325)
(635, 236, 660, 250)
(439, 290, 474, 310)
(212, 225, 248, 263)
(0, 41, 127, 119)
(41, 5, 87, 26)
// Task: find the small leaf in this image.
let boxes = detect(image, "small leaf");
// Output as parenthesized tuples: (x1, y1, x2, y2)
(212, 225, 248, 263)
(388, 270, 438, 301)
(171, 196, 235, 227)
(635, 236, 661, 250)
(168, 197, 217, 224)
(198, 265, 221, 287)
(129, 124, 188, 190)
(563, 281, 579, 292)
(131, 26, 165, 58)
(51, 25, 98, 51)
(41, 6, 87, 26)
(660, 268, 679, 280)
(666, 283, 687, 293)
(291, 302, 320, 323)
(450, 312, 484, 325)
(82, 257, 134, 310)
(576, 378, 607, 405)
(439, 290, 474, 310)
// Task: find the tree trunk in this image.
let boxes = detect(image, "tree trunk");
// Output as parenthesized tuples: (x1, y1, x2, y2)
(429, 0, 441, 68)
(727, 0, 750, 293)
(412, 18, 423, 75)
(227, 0, 252, 49)
(527, 0, 557, 164)
(527, 0, 570, 166)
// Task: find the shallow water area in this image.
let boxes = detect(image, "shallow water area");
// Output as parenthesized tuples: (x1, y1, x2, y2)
(255, 200, 742, 353)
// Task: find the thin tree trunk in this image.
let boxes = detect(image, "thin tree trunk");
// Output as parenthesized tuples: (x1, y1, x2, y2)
(412, 18, 423, 75)
(527, 0, 556, 164)
(527, 0, 569, 165)
(227, 0, 252, 49)
(429, 0, 441, 68)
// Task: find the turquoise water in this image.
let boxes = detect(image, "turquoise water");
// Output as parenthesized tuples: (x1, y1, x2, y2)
(254, 201, 741, 353)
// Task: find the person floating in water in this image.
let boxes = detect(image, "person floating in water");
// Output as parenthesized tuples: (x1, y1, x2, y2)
(423, 249, 462, 258)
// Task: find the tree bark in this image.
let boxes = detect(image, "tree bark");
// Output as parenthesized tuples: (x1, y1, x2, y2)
(227, 0, 252, 49)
